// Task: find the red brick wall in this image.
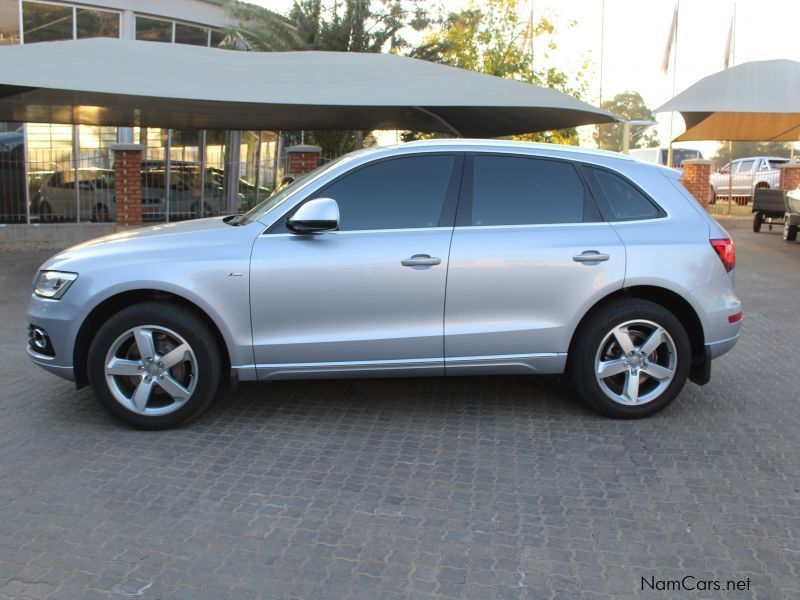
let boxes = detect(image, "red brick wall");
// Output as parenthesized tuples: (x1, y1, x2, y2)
(285, 145, 322, 176)
(288, 152, 321, 174)
(778, 163, 800, 190)
(679, 159, 712, 209)
(112, 147, 143, 227)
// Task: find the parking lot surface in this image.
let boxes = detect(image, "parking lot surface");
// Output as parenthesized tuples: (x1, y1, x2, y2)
(1, 229, 798, 599)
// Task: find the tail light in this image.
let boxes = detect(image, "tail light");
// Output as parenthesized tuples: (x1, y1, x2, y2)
(710, 238, 735, 272)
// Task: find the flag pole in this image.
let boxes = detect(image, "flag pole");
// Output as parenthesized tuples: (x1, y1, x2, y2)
(667, 0, 679, 169)
(599, 0, 605, 106)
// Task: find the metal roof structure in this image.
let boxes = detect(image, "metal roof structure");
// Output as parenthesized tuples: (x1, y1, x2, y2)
(0, 38, 619, 136)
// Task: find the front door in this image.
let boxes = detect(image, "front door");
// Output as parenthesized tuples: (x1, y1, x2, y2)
(250, 153, 462, 379)
(444, 154, 626, 374)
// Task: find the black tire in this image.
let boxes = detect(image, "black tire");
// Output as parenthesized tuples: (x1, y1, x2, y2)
(753, 212, 764, 233)
(568, 299, 691, 419)
(87, 302, 221, 429)
(785, 223, 798, 242)
(709, 188, 717, 205)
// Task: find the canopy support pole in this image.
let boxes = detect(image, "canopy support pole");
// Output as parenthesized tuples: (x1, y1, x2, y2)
(414, 107, 463, 137)
(727, 140, 733, 216)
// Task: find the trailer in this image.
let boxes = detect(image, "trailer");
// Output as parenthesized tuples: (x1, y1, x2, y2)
(785, 189, 800, 243)
(752, 188, 786, 233)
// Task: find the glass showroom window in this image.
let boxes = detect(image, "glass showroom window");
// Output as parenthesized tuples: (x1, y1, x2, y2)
(0, 0, 22, 222)
(22, 1, 72, 43)
(210, 29, 229, 48)
(175, 22, 208, 46)
(135, 16, 172, 42)
(27, 124, 76, 222)
(0, 0, 20, 45)
(76, 8, 119, 39)
(22, 2, 120, 43)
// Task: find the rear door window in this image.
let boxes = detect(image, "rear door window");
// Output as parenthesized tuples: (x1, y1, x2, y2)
(466, 155, 599, 226)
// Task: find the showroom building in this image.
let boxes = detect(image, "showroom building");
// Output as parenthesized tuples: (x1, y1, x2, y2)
(0, 0, 280, 224)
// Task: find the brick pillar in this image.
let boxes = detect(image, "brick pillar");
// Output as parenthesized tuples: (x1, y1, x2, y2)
(285, 144, 322, 176)
(778, 162, 800, 190)
(111, 143, 143, 227)
(679, 159, 712, 209)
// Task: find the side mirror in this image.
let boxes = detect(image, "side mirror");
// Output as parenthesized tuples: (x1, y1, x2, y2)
(286, 197, 339, 234)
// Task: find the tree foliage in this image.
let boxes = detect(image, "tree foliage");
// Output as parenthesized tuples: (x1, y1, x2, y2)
(593, 91, 659, 151)
(711, 141, 795, 167)
(225, 0, 430, 154)
(407, 0, 590, 144)
(226, 0, 429, 53)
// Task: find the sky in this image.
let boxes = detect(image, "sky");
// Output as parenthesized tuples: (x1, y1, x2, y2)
(250, 0, 800, 155)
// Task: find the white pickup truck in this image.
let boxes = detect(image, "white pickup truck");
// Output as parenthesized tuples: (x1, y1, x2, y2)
(710, 156, 792, 204)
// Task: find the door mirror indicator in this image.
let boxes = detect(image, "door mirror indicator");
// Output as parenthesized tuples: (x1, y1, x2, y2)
(287, 197, 340, 234)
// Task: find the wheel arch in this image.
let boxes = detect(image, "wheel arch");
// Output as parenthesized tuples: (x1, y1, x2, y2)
(568, 285, 708, 384)
(73, 289, 231, 389)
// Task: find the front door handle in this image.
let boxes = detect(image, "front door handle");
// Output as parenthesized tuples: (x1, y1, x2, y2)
(401, 254, 442, 267)
(573, 250, 610, 263)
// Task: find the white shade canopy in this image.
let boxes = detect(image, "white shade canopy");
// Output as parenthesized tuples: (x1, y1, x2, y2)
(0, 38, 619, 136)
(656, 60, 800, 142)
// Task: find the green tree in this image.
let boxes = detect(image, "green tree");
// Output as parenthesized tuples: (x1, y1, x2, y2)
(225, 0, 429, 155)
(711, 141, 795, 167)
(594, 91, 659, 152)
(407, 0, 590, 144)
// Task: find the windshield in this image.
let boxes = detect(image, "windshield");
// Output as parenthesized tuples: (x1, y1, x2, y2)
(236, 152, 363, 225)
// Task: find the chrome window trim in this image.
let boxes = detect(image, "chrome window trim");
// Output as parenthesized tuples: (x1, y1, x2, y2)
(453, 222, 613, 231)
(261, 226, 454, 238)
(256, 146, 674, 233)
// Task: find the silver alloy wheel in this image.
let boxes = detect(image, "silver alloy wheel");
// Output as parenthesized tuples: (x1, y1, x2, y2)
(104, 325, 197, 416)
(594, 319, 677, 406)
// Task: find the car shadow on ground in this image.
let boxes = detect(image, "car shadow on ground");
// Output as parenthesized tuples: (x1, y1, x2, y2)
(205, 375, 609, 424)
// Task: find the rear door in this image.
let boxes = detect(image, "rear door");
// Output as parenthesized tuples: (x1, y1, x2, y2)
(444, 154, 626, 374)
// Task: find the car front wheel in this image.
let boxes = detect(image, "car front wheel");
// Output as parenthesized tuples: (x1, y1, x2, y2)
(87, 302, 221, 429)
(568, 299, 691, 418)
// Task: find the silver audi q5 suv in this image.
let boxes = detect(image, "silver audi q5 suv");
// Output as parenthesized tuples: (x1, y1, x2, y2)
(27, 140, 742, 428)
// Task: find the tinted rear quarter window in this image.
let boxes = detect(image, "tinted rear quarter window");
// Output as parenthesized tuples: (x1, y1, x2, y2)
(584, 167, 662, 221)
(469, 155, 599, 226)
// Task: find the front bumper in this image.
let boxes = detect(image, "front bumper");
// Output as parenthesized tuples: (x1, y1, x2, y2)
(27, 293, 81, 382)
(27, 346, 75, 381)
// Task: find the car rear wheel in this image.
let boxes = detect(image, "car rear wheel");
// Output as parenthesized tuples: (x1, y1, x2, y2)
(568, 299, 691, 419)
(87, 302, 221, 429)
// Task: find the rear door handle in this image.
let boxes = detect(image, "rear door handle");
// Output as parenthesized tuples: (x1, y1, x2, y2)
(401, 254, 441, 267)
(573, 250, 610, 263)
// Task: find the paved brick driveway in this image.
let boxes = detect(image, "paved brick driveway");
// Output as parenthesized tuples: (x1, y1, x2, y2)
(0, 229, 798, 599)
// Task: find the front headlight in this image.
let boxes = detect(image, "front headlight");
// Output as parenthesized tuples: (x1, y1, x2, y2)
(34, 271, 78, 299)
